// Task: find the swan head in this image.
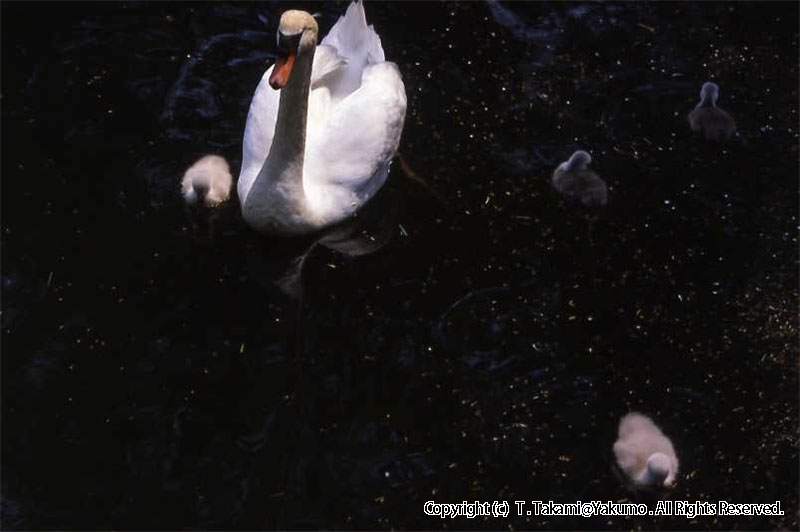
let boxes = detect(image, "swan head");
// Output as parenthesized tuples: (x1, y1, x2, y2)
(644, 452, 673, 487)
(270, 10, 319, 89)
(563, 150, 592, 171)
(700, 81, 719, 106)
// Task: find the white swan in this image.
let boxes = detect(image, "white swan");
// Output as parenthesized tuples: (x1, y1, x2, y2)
(613, 412, 679, 489)
(551, 150, 608, 207)
(237, 2, 407, 236)
(181, 155, 233, 207)
(687, 82, 736, 140)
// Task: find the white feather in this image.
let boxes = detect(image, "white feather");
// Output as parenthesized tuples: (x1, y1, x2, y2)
(237, 45, 348, 204)
(304, 62, 406, 222)
(613, 412, 679, 489)
(182, 155, 232, 207)
(320, 1, 385, 98)
(238, 1, 406, 234)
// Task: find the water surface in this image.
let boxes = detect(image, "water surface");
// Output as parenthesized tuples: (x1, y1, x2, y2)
(2, 1, 798, 529)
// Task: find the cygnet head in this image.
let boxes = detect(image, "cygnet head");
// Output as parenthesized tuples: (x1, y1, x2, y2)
(270, 10, 319, 89)
(645, 452, 673, 487)
(181, 155, 232, 208)
(564, 150, 592, 171)
(700, 82, 719, 106)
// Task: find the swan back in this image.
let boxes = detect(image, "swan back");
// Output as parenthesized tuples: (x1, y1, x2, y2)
(551, 150, 607, 207)
(613, 412, 678, 489)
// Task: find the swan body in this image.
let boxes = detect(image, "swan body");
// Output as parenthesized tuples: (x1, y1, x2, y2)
(613, 412, 679, 490)
(238, 2, 407, 236)
(687, 82, 736, 140)
(181, 155, 232, 207)
(551, 150, 608, 207)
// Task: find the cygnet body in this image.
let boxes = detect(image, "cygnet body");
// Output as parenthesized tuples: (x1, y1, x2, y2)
(181, 155, 233, 208)
(613, 412, 679, 490)
(687, 82, 736, 140)
(551, 150, 608, 207)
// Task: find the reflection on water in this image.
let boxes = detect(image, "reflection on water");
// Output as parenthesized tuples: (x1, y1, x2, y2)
(1, 1, 798, 530)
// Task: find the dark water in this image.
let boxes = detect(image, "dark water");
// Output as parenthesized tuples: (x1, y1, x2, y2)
(2, 1, 798, 530)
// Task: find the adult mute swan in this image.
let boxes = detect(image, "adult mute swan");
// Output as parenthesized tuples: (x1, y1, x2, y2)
(687, 82, 736, 140)
(238, 2, 407, 236)
(181, 155, 233, 207)
(551, 150, 608, 207)
(613, 412, 679, 490)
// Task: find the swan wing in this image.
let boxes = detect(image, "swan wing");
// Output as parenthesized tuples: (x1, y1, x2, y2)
(305, 61, 406, 200)
(311, 45, 348, 89)
(320, 0, 385, 100)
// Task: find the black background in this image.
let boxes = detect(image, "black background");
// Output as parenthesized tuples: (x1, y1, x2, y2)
(2, 1, 798, 529)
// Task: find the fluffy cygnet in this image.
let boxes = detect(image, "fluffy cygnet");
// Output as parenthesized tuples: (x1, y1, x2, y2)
(687, 82, 736, 140)
(181, 155, 232, 207)
(613, 412, 679, 490)
(551, 150, 608, 207)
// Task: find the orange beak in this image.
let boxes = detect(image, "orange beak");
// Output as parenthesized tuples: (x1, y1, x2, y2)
(269, 51, 296, 90)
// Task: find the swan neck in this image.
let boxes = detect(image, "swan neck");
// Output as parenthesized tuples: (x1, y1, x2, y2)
(564, 158, 587, 171)
(698, 93, 717, 108)
(250, 48, 315, 200)
(242, 48, 316, 233)
(273, 49, 315, 169)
